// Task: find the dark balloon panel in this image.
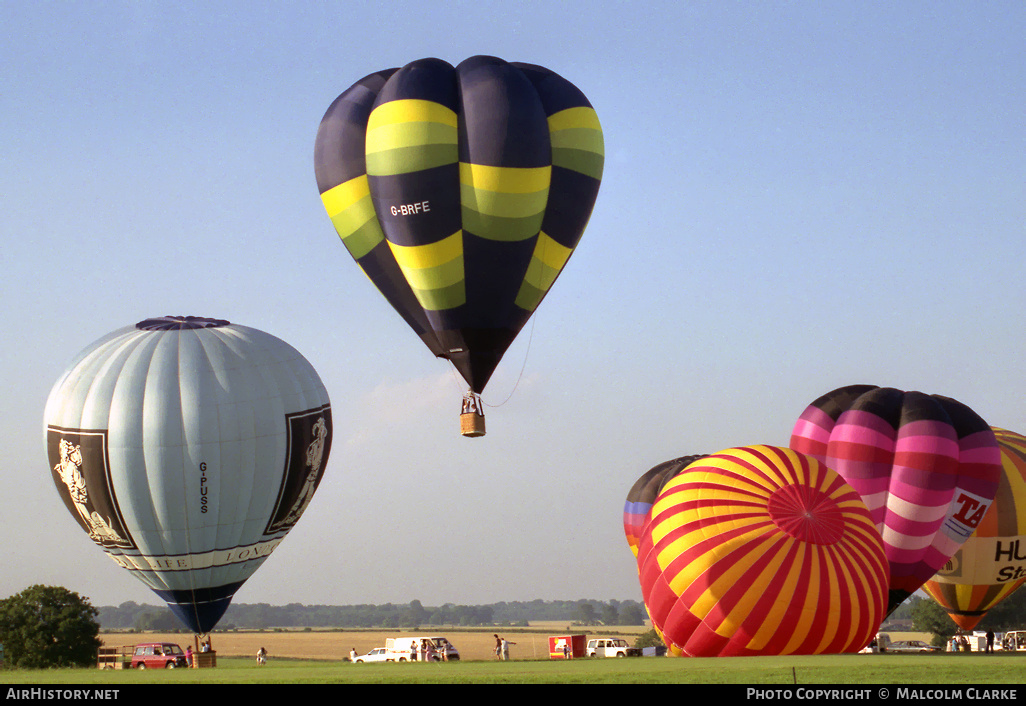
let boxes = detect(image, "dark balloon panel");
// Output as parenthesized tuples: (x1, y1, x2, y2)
(315, 56, 603, 396)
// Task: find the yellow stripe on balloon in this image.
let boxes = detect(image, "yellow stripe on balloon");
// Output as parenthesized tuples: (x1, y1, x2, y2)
(368, 99, 458, 131)
(320, 175, 370, 217)
(547, 106, 602, 132)
(388, 231, 463, 270)
(459, 163, 551, 194)
(749, 540, 807, 650)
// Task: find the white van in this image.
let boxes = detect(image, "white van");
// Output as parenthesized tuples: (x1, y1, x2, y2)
(385, 636, 460, 661)
(859, 633, 892, 653)
(1002, 630, 1026, 651)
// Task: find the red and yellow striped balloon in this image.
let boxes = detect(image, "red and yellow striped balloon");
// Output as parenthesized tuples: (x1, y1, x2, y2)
(636, 445, 888, 657)
(922, 427, 1026, 631)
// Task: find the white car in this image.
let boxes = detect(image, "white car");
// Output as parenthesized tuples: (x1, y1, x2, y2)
(887, 640, 942, 653)
(586, 638, 641, 658)
(353, 647, 391, 663)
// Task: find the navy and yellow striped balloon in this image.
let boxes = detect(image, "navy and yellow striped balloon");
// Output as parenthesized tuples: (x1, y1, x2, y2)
(314, 56, 603, 395)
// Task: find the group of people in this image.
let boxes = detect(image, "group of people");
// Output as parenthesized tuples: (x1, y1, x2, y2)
(408, 638, 447, 662)
(493, 634, 515, 660)
(950, 630, 998, 652)
(184, 637, 213, 667)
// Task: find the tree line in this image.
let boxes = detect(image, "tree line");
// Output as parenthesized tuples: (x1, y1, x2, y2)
(4, 585, 1024, 668)
(96, 597, 649, 632)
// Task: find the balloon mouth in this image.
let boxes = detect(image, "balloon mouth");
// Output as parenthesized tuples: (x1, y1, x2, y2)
(767, 485, 845, 545)
(136, 316, 231, 331)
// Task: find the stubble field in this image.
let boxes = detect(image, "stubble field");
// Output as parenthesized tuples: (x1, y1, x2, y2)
(97, 623, 654, 662)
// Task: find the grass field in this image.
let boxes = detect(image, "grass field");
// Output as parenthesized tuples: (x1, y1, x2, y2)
(3, 653, 1024, 685)
(2, 627, 1023, 685)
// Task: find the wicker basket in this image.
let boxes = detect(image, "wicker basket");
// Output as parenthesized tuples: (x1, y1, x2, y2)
(460, 412, 486, 437)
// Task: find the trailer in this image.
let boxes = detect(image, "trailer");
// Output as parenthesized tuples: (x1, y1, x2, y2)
(548, 634, 586, 659)
(97, 645, 133, 669)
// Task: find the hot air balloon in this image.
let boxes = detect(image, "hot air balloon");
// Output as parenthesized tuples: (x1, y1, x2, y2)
(44, 316, 332, 634)
(623, 454, 706, 557)
(314, 56, 604, 436)
(636, 446, 888, 657)
(922, 427, 1026, 631)
(789, 384, 1002, 616)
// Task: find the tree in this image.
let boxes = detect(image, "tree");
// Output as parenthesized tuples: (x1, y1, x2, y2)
(977, 585, 1026, 631)
(0, 585, 101, 668)
(403, 599, 427, 627)
(909, 595, 956, 645)
(618, 602, 646, 626)
(575, 601, 597, 625)
(600, 601, 619, 626)
(133, 609, 182, 632)
(633, 629, 665, 649)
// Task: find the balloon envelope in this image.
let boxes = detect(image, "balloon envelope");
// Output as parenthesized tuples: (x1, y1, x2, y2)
(45, 316, 332, 633)
(922, 427, 1026, 631)
(623, 454, 706, 557)
(789, 384, 1002, 615)
(314, 56, 604, 394)
(636, 446, 888, 657)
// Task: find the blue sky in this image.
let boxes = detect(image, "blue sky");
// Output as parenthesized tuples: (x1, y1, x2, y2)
(2, 1, 1024, 610)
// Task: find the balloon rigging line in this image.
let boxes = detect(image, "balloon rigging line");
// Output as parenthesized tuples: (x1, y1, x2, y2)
(447, 315, 536, 409)
(484, 314, 535, 409)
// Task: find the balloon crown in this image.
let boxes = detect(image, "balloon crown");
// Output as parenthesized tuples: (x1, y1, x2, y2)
(136, 316, 231, 331)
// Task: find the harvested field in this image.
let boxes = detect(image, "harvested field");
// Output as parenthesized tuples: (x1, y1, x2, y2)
(98, 624, 653, 663)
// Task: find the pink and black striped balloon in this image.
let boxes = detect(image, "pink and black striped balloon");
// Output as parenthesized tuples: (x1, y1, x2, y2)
(789, 384, 1002, 615)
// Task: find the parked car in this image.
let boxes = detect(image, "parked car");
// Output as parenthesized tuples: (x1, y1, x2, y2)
(586, 638, 641, 657)
(886, 640, 942, 653)
(130, 642, 189, 669)
(353, 647, 391, 663)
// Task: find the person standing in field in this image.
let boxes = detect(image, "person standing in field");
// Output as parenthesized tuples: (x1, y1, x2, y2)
(501, 638, 516, 660)
(493, 634, 502, 659)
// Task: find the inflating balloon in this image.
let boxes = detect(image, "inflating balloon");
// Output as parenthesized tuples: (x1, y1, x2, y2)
(314, 56, 604, 436)
(636, 446, 888, 657)
(45, 316, 332, 633)
(922, 427, 1026, 631)
(789, 384, 1002, 615)
(623, 454, 706, 557)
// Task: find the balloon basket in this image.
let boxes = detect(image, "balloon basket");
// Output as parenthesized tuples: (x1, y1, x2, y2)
(460, 411, 486, 437)
(460, 391, 486, 437)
